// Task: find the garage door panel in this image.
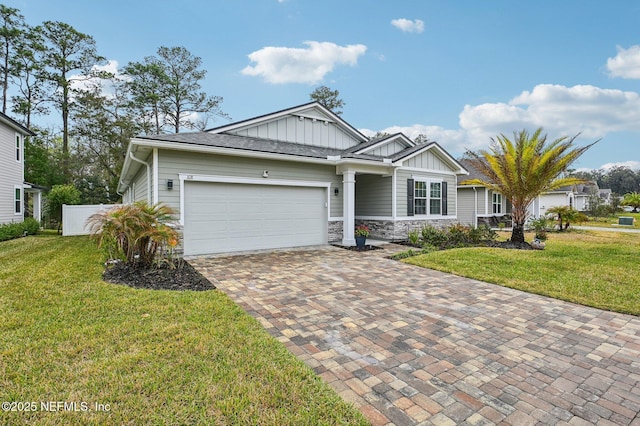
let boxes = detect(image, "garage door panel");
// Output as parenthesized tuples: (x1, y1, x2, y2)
(184, 182, 327, 255)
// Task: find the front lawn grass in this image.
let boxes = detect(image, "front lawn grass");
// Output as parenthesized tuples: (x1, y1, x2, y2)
(582, 212, 639, 229)
(0, 235, 368, 425)
(404, 230, 640, 315)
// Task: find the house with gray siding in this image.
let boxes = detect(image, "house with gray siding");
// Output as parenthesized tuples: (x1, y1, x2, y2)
(118, 102, 467, 256)
(0, 111, 39, 225)
(457, 158, 601, 227)
(456, 159, 511, 228)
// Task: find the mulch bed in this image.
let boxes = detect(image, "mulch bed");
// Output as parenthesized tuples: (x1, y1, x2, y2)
(396, 240, 534, 251)
(103, 260, 216, 291)
(332, 244, 383, 252)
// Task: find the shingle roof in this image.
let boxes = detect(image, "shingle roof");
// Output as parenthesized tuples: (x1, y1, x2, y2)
(456, 158, 487, 184)
(136, 129, 465, 168)
(139, 132, 344, 158)
(137, 132, 371, 160)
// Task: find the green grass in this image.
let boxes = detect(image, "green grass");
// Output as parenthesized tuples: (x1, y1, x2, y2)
(404, 230, 640, 316)
(582, 211, 640, 229)
(0, 235, 368, 425)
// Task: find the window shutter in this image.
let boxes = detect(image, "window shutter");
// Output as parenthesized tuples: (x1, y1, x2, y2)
(407, 179, 414, 216)
(441, 181, 448, 215)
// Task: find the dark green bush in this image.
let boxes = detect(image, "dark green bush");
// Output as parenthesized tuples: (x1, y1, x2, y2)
(22, 218, 41, 235)
(420, 225, 448, 247)
(447, 224, 470, 245)
(0, 218, 40, 242)
(406, 223, 497, 249)
(468, 224, 497, 243)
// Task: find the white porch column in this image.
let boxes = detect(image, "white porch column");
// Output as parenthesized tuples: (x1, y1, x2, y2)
(342, 170, 356, 245)
(33, 192, 42, 223)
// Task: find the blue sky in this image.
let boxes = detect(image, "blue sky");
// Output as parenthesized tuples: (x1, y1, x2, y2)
(6, 0, 640, 171)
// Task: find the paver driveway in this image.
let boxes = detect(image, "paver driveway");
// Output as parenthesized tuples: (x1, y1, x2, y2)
(190, 245, 640, 425)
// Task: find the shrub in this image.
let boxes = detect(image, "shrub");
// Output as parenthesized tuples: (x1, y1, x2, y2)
(87, 202, 179, 268)
(447, 223, 471, 245)
(0, 218, 41, 242)
(472, 224, 497, 243)
(528, 217, 552, 241)
(408, 229, 420, 246)
(421, 225, 448, 247)
(0, 222, 22, 241)
(22, 218, 41, 235)
(47, 184, 81, 231)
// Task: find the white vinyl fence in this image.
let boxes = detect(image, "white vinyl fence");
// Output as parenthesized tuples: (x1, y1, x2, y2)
(62, 204, 121, 236)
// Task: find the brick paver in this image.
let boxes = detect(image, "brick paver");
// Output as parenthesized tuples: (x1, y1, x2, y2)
(190, 245, 640, 425)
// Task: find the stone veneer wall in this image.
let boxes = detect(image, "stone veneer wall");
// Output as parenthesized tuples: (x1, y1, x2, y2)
(328, 220, 343, 242)
(355, 218, 458, 241)
(170, 222, 185, 256)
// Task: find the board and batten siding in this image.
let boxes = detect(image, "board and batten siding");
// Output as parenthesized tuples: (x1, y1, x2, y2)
(226, 115, 360, 150)
(396, 169, 457, 218)
(403, 150, 452, 171)
(355, 174, 392, 217)
(0, 125, 23, 223)
(367, 141, 408, 157)
(157, 149, 343, 217)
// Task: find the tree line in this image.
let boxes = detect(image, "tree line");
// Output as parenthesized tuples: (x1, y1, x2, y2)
(1, 4, 227, 204)
(572, 166, 640, 196)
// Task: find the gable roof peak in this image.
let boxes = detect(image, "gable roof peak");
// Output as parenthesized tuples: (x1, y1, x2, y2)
(206, 101, 368, 143)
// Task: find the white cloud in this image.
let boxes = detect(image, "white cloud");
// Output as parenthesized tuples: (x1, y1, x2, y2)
(69, 59, 126, 98)
(600, 161, 640, 171)
(363, 83, 640, 158)
(391, 18, 424, 34)
(241, 41, 367, 84)
(461, 84, 640, 140)
(606, 45, 640, 79)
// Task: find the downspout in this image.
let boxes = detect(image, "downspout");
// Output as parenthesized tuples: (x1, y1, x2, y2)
(129, 152, 151, 204)
(118, 180, 126, 203)
(473, 186, 478, 228)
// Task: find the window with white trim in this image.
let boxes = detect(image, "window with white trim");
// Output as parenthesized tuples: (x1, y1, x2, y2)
(14, 186, 22, 215)
(430, 182, 441, 215)
(16, 134, 21, 162)
(411, 179, 446, 216)
(492, 193, 502, 214)
(414, 181, 427, 214)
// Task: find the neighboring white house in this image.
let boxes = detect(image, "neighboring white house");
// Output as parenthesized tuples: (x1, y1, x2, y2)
(0, 111, 39, 225)
(117, 102, 468, 256)
(531, 182, 607, 218)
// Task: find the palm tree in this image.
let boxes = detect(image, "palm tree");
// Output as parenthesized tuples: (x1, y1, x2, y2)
(621, 192, 640, 213)
(546, 205, 581, 231)
(462, 128, 597, 243)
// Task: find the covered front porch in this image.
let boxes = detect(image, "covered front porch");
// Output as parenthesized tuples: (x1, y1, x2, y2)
(338, 163, 394, 246)
(337, 164, 457, 244)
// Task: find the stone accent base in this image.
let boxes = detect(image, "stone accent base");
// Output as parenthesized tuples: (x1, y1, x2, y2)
(328, 220, 343, 242)
(355, 218, 458, 241)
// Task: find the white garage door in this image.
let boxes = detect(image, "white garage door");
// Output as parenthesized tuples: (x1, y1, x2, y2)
(184, 181, 327, 255)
